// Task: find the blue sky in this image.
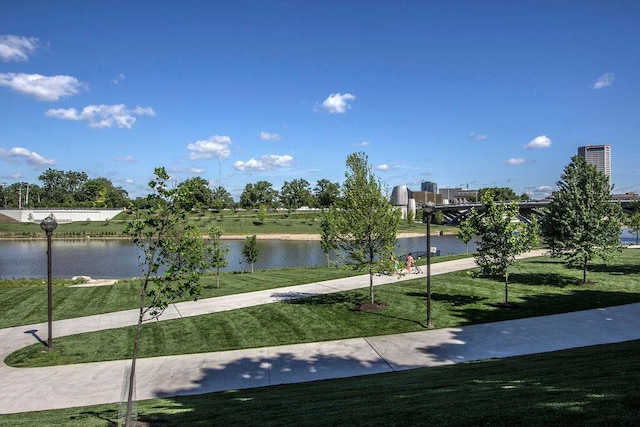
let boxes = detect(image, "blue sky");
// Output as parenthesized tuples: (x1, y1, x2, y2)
(1, 1, 639, 200)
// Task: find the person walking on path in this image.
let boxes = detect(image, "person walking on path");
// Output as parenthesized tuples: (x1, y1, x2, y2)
(406, 253, 414, 274)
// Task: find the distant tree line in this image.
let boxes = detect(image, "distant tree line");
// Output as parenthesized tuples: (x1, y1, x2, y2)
(0, 168, 342, 211)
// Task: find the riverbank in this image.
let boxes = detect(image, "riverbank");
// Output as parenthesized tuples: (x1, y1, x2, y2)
(0, 231, 436, 241)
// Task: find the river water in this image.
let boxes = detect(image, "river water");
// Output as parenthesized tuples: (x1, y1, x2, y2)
(0, 235, 475, 279)
(1, 229, 635, 279)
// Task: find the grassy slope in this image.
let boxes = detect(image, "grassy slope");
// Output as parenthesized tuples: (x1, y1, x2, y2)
(6, 250, 640, 367)
(1, 340, 639, 426)
(0, 210, 456, 237)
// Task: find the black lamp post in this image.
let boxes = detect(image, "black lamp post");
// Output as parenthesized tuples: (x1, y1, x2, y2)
(40, 215, 57, 350)
(424, 202, 435, 328)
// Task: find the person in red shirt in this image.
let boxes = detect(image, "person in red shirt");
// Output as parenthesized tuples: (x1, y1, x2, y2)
(406, 253, 414, 273)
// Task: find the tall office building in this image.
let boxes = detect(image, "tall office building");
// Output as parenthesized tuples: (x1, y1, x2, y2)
(578, 145, 611, 181)
(421, 181, 438, 194)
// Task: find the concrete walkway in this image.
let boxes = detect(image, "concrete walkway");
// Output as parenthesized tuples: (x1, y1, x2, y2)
(2, 249, 640, 415)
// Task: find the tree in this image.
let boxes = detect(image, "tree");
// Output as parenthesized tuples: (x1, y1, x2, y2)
(328, 152, 401, 304)
(177, 177, 214, 213)
(280, 178, 313, 211)
(407, 208, 415, 225)
(256, 205, 267, 224)
(38, 168, 88, 206)
(627, 210, 640, 245)
(455, 219, 475, 253)
(478, 187, 519, 201)
(313, 179, 341, 209)
(76, 177, 129, 208)
(461, 192, 539, 305)
(207, 226, 229, 288)
(319, 212, 337, 267)
(122, 167, 208, 426)
(541, 156, 623, 284)
(211, 185, 234, 211)
(239, 181, 277, 210)
(242, 235, 259, 273)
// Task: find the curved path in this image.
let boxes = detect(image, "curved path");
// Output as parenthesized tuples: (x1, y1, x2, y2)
(2, 250, 640, 415)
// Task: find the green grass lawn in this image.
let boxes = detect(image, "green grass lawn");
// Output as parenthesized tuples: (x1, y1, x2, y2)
(1, 339, 638, 426)
(0, 254, 468, 330)
(6, 250, 640, 368)
(0, 209, 455, 238)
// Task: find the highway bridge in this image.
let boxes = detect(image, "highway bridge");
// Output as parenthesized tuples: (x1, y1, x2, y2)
(430, 200, 637, 225)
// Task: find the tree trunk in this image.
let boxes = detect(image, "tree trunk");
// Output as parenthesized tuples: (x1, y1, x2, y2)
(369, 268, 374, 304)
(504, 272, 509, 306)
(582, 258, 588, 284)
(125, 306, 145, 427)
(216, 268, 220, 289)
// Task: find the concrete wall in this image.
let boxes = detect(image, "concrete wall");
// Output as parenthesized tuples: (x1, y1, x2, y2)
(0, 209, 125, 223)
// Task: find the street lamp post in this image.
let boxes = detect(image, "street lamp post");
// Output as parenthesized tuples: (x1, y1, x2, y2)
(424, 202, 435, 328)
(40, 215, 57, 350)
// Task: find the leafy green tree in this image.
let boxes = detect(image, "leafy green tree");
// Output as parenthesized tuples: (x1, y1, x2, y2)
(211, 185, 234, 211)
(627, 210, 640, 245)
(407, 208, 415, 225)
(177, 177, 214, 213)
(242, 235, 259, 273)
(239, 181, 277, 209)
(38, 168, 88, 206)
(455, 219, 475, 253)
(280, 178, 313, 211)
(541, 156, 623, 284)
(207, 226, 229, 288)
(461, 192, 539, 305)
(478, 187, 519, 201)
(329, 152, 401, 304)
(76, 177, 129, 208)
(433, 210, 445, 225)
(122, 167, 208, 426)
(313, 179, 341, 209)
(256, 205, 267, 224)
(319, 212, 337, 267)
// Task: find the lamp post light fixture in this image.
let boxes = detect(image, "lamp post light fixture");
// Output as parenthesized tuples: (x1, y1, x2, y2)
(424, 202, 435, 328)
(40, 215, 57, 350)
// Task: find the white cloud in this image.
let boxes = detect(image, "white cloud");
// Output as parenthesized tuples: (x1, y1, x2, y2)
(530, 185, 554, 199)
(505, 157, 527, 165)
(111, 73, 126, 84)
(234, 154, 294, 171)
(525, 135, 552, 149)
(189, 167, 204, 174)
(0, 73, 82, 101)
(467, 132, 488, 141)
(46, 104, 156, 128)
(123, 179, 134, 185)
(115, 155, 135, 162)
(0, 35, 38, 62)
(187, 135, 232, 160)
(10, 172, 23, 179)
(375, 163, 391, 171)
(260, 131, 281, 141)
(318, 92, 356, 114)
(354, 141, 370, 147)
(0, 146, 56, 168)
(592, 72, 615, 89)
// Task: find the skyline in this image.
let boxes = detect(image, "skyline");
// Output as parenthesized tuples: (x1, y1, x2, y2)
(1, 1, 639, 200)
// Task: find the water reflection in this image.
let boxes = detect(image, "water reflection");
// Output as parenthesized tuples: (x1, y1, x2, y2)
(1, 228, 634, 279)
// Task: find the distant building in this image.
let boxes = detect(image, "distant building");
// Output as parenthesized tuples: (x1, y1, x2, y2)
(578, 145, 611, 182)
(438, 187, 477, 204)
(421, 181, 438, 194)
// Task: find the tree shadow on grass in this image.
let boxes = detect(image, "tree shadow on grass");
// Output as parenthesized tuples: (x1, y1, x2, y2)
(583, 263, 640, 275)
(406, 291, 487, 307)
(508, 272, 580, 288)
(447, 290, 640, 327)
(279, 292, 366, 307)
